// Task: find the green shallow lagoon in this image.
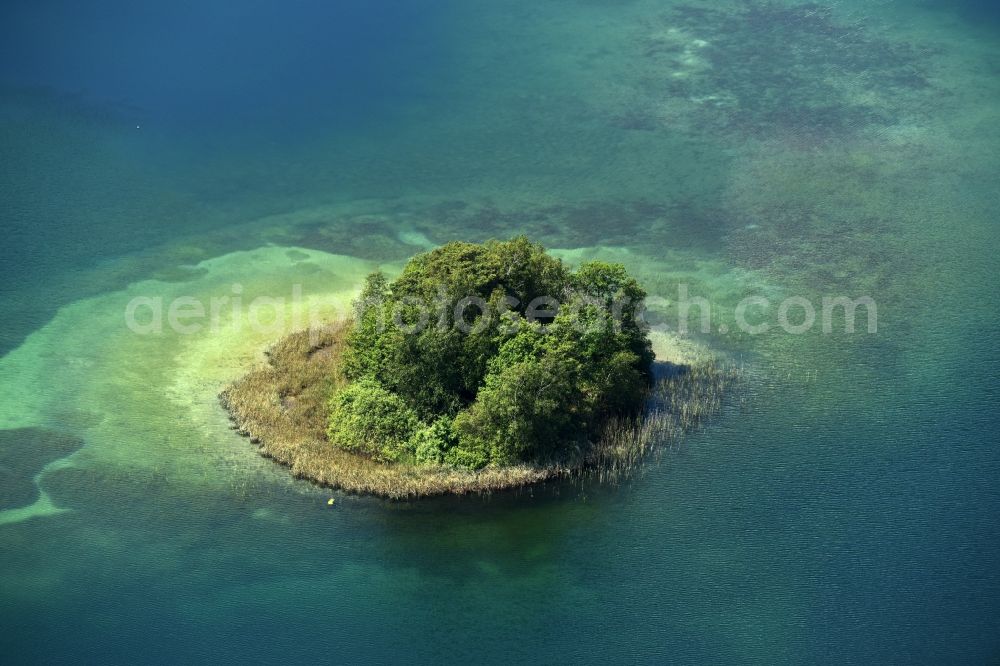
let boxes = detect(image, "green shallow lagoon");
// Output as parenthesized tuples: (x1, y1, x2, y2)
(1, 0, 999, 663)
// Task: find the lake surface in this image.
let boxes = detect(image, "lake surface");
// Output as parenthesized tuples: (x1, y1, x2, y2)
(1, 0, 998, 663)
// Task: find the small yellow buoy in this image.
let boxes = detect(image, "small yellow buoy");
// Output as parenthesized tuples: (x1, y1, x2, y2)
(327, 498, 335, 505)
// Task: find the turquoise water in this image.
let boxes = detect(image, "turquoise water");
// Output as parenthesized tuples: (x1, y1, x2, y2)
(1, 0, 999, 663)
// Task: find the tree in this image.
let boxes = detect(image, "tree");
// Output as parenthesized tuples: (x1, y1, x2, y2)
(452, 325, 584, 465)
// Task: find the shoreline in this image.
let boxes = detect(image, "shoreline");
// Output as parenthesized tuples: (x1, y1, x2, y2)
(220, 323, 740, 499)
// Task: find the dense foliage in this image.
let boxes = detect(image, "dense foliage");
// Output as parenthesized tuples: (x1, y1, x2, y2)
(328, 237, 654, 468)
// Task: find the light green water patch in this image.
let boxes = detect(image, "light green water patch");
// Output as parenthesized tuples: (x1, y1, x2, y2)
(0, 487, 71, 527)
(0, 246, 392, 524)
(396, 229, 436, 250)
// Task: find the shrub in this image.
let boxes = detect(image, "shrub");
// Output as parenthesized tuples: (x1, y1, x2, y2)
(326, 379, 420, 462)
(411, 416, 455, 465)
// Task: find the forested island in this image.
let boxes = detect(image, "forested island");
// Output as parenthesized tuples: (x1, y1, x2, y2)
(221, 238, 732, 498)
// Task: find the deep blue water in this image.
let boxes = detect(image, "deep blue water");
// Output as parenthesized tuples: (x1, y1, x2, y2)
(0, 0, 449, 131)
(2, 0, 999, 663)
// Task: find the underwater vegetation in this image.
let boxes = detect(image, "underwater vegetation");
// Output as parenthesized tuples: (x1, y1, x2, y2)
(719, 135, 933, 310)
(635, 1, 937, 139)
(417, 198, 718, 251)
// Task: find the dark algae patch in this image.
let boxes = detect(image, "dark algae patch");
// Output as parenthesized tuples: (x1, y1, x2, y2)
(638, 1, 938, 138)
(0, 428, 83, 509)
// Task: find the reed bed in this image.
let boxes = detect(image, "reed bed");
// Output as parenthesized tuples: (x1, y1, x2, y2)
(586, 361, 746, 485)
(220, 324, 743, 499)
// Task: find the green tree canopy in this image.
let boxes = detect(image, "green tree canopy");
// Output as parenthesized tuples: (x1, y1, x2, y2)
(328, 237, 653, 468)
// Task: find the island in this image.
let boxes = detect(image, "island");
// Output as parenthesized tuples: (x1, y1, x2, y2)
(221, 237, 733, 498)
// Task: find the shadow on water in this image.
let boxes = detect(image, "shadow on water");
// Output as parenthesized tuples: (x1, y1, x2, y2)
(29, 444, 631, 590)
